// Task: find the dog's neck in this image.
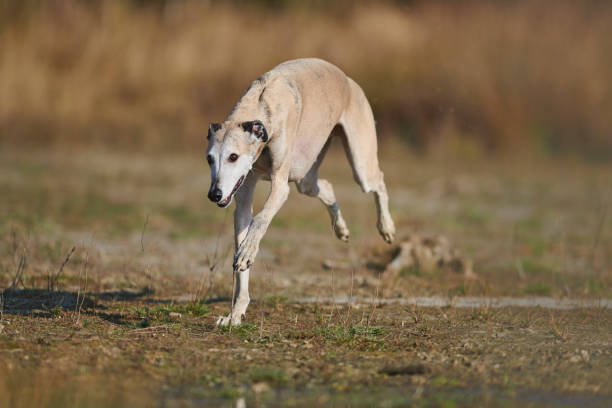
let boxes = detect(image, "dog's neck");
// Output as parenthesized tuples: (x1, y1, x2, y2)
(226, 78, 271, 129)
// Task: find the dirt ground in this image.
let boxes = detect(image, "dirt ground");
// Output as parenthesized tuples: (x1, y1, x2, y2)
(1, 144, 611, 407)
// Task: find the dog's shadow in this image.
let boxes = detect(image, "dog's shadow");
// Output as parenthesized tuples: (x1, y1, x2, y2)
(1, 287, 152, 324)
(2, 288, 98, 315)
(1, 288, 232, 325)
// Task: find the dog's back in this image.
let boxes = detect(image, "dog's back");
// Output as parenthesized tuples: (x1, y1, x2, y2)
(233, 58, 351, 128)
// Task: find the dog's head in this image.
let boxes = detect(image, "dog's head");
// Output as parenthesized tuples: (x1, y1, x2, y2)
(205, 120, 268, 208)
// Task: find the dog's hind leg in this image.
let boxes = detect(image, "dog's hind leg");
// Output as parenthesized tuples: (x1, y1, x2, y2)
(297, 173, 350, 242)
(297, 140, 350, 242)
(216, 172, 258, 327)
(339, 78, 395, 244)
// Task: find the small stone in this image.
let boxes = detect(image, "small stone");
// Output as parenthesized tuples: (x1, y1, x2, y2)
(580, 350, 590, 362)
(251, 382, 270, 394)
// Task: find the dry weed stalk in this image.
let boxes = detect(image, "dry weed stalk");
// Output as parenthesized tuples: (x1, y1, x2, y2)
(72, 250, 89, 325)
(589, 202, 607, 275)
(365, 271, 382, 331)
(9, 250, 27, 290)
(340, 268, 356, 330)
(140, 214, 149, 253)
(0, 289, 4, 320)
(326, 267, 338, 327)
(258, 307, 265, 341)
(47, 245, 76, 292)
(549, 311, 569, 341)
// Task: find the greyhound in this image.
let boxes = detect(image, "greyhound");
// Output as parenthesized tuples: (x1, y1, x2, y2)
(206, 58, 395, 326)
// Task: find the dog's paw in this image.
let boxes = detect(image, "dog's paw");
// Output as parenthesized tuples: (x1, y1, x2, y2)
(216, 314, 242, 327)
(377, 219, 395, 244)
(333, 218, 350, 242)
(381, 230, 395, 244)
(233, 232, 260, 272)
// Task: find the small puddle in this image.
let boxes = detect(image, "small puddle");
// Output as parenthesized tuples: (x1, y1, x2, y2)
(296, 296, 611, 310)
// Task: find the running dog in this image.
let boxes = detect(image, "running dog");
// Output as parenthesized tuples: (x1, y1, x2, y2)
(206, 58, 395, 326)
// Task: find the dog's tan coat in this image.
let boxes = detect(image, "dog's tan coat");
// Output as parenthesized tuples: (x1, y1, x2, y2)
(207, 58, 395, 326)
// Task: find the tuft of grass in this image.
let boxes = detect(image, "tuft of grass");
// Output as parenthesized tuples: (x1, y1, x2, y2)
(218, 322, 258, 340)
(172, 301, 211, 317)
(319, 325, 387, 349)
(217, 387, 241, 399)
(432, 376, 460, 387)
(51, 305, 63, 318)
(264, 294, 289, 306)
(137, 318, 150, 328)
(131, 301, 210, 320)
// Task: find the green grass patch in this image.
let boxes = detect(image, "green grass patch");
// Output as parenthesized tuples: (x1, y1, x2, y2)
(528, 239, 548, 257)
(520, 258, 553, 275)
(271, 214, 327, 232)
(318, 325, 387, 349)
(516, 215, 544, 233)
(131, 301, 210, 320)
(218, 322, 258, 339)
(51, 305, 63, 318)
(399, 265, 421, 277)
(264, 294, 289, 306)
(161, 205, 221, 239)
(432, 376, 460, 387)
(456, 206, 490, 226)
(586, 278, 607, 295)
(524, 282, 552, 296)
(248, 367, 288, 385)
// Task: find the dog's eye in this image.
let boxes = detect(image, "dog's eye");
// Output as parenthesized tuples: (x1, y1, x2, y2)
(228, 153, 239, 162)
(206, 155, 214, 165)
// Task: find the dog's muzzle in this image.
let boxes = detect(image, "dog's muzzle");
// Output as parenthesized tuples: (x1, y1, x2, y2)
(208, 187, 223, 203)
(216, 175, 245, 208)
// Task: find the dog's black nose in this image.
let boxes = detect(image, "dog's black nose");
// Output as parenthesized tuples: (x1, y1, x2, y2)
(208, 187, 223, 203)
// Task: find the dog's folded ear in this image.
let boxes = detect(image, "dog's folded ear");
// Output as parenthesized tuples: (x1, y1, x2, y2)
(208, 123, 222, 139)
(242, 120, 268, 143)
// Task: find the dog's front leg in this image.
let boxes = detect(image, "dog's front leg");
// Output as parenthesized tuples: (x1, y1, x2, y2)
(217, 173, 258, 327)
(233, 175, 290, 273)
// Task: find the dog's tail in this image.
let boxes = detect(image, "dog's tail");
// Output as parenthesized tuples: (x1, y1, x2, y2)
(338, 78, 384, 193)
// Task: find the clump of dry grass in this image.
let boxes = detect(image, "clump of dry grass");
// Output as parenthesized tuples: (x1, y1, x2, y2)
(0, 0, 611, 157)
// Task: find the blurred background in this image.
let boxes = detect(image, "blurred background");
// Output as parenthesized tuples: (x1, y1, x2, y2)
(1, 0, 611, 158)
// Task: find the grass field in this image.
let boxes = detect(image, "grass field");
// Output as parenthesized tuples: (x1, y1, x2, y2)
(1, 144, 610, 407)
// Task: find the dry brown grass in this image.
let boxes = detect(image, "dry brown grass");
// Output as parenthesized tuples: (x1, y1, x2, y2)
(1, 0, 611, 157)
